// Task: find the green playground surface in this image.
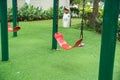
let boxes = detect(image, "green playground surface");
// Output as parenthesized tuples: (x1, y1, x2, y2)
(0, 19, 120, 80)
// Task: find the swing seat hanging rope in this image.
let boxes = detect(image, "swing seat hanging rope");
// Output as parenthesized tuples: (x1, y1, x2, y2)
(80, 0, 85, 39)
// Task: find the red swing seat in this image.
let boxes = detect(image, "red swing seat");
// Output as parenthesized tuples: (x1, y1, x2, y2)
(8, 24, 20, 32)
(54, 32, 83, 50)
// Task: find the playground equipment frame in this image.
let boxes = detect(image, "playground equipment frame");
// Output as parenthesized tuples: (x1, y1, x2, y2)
(52, 0, 120, 80)
(0, 0, 120, 80)
(0, 0, 19, 61)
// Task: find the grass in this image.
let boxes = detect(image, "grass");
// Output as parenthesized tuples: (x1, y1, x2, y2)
(0, 19, 120, 80)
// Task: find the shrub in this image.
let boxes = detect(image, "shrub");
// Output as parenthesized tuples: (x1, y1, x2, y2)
(8, 4, 65, 21)
(70, 7, 79, 17)
(79, 6, 92, 24)
(117, 21, 120, 41)
(44, 8, 53, 19)
(94, 17, 102, 33)
(117, 27, 120, 41)
(58, 6, 64, 18)
(8, 8, 13, 22)
(18, 3, 42, 21)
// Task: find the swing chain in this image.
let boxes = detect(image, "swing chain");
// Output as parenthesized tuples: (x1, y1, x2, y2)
(16, 2, 19, 26)
(80, 0, 85, 39)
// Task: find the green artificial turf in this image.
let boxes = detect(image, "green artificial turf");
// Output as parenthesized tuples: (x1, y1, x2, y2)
(0, 19, 120, 80)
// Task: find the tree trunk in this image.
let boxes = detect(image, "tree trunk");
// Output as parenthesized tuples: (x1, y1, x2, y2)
(88, 0, 99, 26)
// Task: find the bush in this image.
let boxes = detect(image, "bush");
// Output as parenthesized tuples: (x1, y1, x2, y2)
(70, 7, 79, 17)
(8, 4, 65, 21)
(79, 7, 103, 33)
(80, 6, 92, 24)
(117, 27, 120, 41)
(18, 4, 43, 21)
(94, 17, 102, 33)
(117, 21, 120, 41)
(8, 8, 13, 22)
(58, 6, 64, 18)
(94, 17, 120, 41)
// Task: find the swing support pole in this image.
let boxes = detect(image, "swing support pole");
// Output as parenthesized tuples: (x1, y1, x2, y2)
(52, 0, 59, 49)
(99, 0, 119, 80)
(0, 0, 9, 61)
(12, 0, 18, 37)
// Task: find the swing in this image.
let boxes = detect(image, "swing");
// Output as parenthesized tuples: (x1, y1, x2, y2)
(8, 24, 20, 32)
(54, 0, 85, 50)
(54, 32, 83, 50)
(78, 0, 85, 46)
(8, 2, 21, 32)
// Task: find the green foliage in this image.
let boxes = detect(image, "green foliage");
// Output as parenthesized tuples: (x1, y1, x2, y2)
(117, 21, 120, 41)
(79, 6, 104, 34)
(18, 5, 45, 20)
(8, 4, 64, 21)
(79, 3, 104, 23)
(93, 8, 103, 34)
(79, 6, 92, 24)
(8, 8, 13, 22)
(70, 7, 79, 17)
(94, 17, 102, 34)
(58, 6, 64, 18)
(70, 0, 82, 4)
(118, 27, 120, 41)
(99, 8, 104, 18)
(18, 3, 39, 21)
(43, 8, 53, 19)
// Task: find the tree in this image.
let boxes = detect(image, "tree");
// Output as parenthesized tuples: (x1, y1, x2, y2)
(70, 0, 82, 4)
(88, 0, 100, 26)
